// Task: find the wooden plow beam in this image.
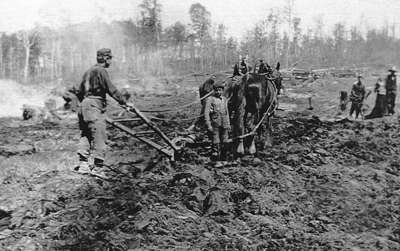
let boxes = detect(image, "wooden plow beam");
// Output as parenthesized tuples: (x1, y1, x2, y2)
(106, 104, 179, 160)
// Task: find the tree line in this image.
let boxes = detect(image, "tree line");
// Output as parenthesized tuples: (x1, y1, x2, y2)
(0, 0, 399, 84)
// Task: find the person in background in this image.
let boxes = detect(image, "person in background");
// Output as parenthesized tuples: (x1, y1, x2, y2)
(349, 74, 366, 119)
(239, 56, 249, 75)
(365, 77, 387, 119)
(233, 55, 243, 77)
(339, 91, 349, 113)
(385, 66, 397, 115)
(258, 59, 268, 74)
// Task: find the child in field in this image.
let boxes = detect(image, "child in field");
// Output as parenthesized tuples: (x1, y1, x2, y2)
(204, 82, 231, 162)
(349, 74, 366, 119)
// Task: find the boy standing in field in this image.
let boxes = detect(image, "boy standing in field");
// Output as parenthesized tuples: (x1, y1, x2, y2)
(349, 74, 366, 119)
(204, 82, 231, 162)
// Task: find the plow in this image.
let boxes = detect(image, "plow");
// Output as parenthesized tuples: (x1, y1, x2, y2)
(106, 104, 181, 160)
(106, 74, 279, 160)
(104, 83, 217, 161)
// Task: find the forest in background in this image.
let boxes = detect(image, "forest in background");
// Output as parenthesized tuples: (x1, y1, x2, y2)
(0, 0, 400, 84)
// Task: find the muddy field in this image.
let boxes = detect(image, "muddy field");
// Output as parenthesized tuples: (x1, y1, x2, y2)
(0, 76, 400, 250)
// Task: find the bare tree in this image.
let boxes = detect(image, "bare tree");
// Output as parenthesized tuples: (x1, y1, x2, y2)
(165, 22, 187, 59)
(292, 17, 301, 60)
(333, 23, 346, 66)
(139, 0, 162, 49)
(268, 10, 280, 62)
(17, 30, 39, 83)
(284, 0, 295, 68)
(0, 33, 3, 78)
(189, 3, 211, 71)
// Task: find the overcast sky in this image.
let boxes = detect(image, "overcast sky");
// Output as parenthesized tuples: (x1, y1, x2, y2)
(0, 0, 399, 38)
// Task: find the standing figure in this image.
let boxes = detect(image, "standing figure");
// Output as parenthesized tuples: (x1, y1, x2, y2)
(204, 82, 231, 162)
(239, 56, 249, 75)
(232, 55, 242, 77)
(339, 91, 349, 112)
(365, 77, 387, 119)
(69, 48, 127, 175)
(385, 66, 397, 115)
(233, 63, 241, 77)
(258, 59, 268, 74)
(349, 74, 366, 119)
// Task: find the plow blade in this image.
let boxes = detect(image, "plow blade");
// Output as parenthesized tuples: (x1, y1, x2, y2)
(106, 104, 179, 160)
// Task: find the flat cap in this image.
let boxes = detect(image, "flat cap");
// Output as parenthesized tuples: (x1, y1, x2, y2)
(213, 82, 224, 89)
(97, 48, 112, 58)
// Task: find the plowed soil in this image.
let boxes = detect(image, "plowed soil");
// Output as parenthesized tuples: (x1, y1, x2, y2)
(0, 76, 400, 250)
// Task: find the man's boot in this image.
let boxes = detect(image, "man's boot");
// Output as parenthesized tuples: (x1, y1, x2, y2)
(93, 158, 104, 168)
(210, 144, 220, 161)
(214, 143, 226, 168)
(91, 158, 107, 178)
(75, 154, 90, 173)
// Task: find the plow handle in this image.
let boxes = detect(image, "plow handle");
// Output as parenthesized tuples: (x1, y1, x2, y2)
(120, 103, 179, 152)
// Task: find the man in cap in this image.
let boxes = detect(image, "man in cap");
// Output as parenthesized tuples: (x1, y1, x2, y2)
(349, 74, 366, 119)
(233, 63, 241, 77)
(204, 81, 231, 163)
(258, 59, 268, 74)
(232, 55, 243, 77)
(385, 66, 397, 115)
(68, 48, 127, 175)
(239, 56, 249, 75)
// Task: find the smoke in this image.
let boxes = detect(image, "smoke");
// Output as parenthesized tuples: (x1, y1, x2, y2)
(0, 79, 63, 117)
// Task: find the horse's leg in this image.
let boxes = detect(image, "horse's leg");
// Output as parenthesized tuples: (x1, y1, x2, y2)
(275, 96, 280, 113)
(235, 104, 245, 155)
(264, 117, 273, 148)
(248, 134, 256, 154)
(248, 108, 259, 155)
(242, 110, 253, 154)
(243, 103, 258, 155)
(243, 110, 249, 154)
(228, 100, 234, 120)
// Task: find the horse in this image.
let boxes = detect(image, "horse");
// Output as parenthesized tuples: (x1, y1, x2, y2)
(225, 62, 280, 155)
